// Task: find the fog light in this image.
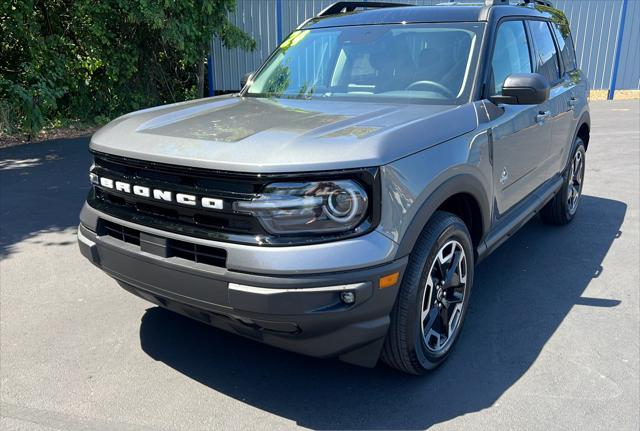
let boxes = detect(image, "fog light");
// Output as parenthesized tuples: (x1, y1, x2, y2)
(340, 291, 355, 304)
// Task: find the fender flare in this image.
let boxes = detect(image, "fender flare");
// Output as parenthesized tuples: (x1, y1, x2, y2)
(396, 174, 492, 258)
(573, 110, 591, 149)
(562, 110, 591, 174)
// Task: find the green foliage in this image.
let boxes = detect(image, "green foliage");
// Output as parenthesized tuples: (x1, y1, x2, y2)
(536, 4, 571, 38)
(263, 64, 292, 97)
(0, 0, 255, 137)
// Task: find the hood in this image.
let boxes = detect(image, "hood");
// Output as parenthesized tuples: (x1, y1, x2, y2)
(90, 95, 479, 173)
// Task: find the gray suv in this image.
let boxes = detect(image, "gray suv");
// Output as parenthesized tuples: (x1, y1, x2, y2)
(78, 0, 590, 374)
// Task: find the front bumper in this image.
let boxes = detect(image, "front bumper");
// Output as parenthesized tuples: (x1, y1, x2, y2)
(77, 210, 406, 367)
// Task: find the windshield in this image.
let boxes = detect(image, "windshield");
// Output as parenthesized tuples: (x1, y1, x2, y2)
(246, 23, 484, 105)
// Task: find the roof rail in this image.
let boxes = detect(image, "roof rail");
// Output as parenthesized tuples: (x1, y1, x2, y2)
(317, 1, 411, 18)
(521, 0, 554, 7)
(483, 0, 509, 6)
(484, 0, 554, 7)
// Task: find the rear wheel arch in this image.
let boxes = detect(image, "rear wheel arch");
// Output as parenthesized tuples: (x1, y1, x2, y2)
(540, 140, 586, 225)
(575, 111, 591, 151)
(396, 175, 491, 259)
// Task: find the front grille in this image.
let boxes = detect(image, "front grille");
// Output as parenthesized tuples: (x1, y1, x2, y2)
(100, 220, 226, 268)
(93, 153, 260, 194)
(87, 151, 380, 246)
(89, 152, 267, 244)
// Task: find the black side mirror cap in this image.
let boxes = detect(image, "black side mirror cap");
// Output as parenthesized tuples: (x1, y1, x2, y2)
(492, 73, 550, 105)
(241, 72, 254, 89)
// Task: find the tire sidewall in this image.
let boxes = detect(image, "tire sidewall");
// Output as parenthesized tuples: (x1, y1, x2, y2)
(408, 219, 475, 369)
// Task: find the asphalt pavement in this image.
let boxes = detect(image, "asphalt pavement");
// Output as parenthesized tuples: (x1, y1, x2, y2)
(1, 100, 639, 430)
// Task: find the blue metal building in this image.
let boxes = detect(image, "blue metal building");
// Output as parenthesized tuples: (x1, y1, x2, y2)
(210, 0, 639, 96)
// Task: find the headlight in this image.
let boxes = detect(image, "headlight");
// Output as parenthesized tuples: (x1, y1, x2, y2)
(234, 180, 368, 235)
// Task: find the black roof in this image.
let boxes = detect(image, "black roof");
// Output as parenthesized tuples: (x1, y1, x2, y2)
(301, 4, 552, 29)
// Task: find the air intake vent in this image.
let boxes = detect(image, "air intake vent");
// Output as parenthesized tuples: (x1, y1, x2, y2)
(170, 239, 227, 267)
(99, 220, 227, 268)
(101, 220, 140, 246)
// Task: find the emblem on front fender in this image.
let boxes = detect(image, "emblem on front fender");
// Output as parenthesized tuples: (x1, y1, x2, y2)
(499, 167, 509, 185)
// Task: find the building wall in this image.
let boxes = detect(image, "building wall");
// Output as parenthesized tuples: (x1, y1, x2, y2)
(554, 0, 638, 90)
(211, 0, 639, 92)
(613, 0, 640, 90)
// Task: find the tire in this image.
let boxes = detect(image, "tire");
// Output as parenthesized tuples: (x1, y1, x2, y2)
(540, 138, 586, 225)
(381, 211, 474, 375)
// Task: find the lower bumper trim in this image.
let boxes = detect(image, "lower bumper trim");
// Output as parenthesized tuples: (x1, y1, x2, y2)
(78, 223, 407, 366)
(228, 282, 373, 314)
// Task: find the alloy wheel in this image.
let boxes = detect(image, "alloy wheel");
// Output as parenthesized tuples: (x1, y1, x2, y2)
(420, 240, 467, 353)
(567, 149, 584, 215)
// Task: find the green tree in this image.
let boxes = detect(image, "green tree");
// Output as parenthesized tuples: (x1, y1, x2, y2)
(0, 0, 255, 137)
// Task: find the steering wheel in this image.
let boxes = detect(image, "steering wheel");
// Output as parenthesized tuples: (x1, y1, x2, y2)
(405, 80, 455, 98)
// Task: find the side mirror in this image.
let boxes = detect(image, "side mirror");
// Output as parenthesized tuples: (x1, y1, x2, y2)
(493, 73, 550, 105)
(241, 72, 254, 89)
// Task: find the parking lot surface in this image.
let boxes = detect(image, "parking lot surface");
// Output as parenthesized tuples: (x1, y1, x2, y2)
(1, 100, 639, 430)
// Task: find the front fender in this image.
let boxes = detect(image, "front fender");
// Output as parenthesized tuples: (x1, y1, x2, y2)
(376, 132, 493, 259)
(395, 174, 491, 258)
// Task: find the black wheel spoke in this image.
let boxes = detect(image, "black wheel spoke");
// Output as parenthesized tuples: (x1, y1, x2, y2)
(434, 258, 446, 281)
(444, 250, 462, 287)
(442, 291, 463, 308)
(438, 304, 450, 338)
(423, 307, 439, 332)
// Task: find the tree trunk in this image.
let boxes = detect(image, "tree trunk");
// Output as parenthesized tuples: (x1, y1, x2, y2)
(197, 59, 205, 98)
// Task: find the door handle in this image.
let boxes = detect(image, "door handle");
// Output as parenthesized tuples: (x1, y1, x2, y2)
(567, 97, 578, 111)
(536, 111, 551, 124)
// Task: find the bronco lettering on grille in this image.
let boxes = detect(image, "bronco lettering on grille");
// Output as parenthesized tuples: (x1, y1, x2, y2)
(92, 174, 224, 210)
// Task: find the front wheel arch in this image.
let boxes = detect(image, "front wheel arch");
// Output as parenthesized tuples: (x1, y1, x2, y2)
(396, 174, 491, 259)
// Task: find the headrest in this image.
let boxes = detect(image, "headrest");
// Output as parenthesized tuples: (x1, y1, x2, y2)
(368, 35, 412, 72)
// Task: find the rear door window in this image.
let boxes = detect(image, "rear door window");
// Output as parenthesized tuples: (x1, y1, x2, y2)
(528, 20, 561, 83)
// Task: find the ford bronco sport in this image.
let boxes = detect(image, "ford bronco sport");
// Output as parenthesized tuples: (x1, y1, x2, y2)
(78, 0, 590, 374)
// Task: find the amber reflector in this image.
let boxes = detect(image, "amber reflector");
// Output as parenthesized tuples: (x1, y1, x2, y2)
(379, 272, 400, 289)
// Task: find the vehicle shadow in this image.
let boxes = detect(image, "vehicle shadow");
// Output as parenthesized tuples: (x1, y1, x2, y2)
(139, 195, 626, 430)
(0, 137, 91, 259)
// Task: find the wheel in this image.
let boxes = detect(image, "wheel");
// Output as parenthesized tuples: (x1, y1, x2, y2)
(381, 211, 474, 375)
(540, 138, 586, 225)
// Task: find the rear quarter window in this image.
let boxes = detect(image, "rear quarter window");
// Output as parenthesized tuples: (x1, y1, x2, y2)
(551, 21, 577, 72)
